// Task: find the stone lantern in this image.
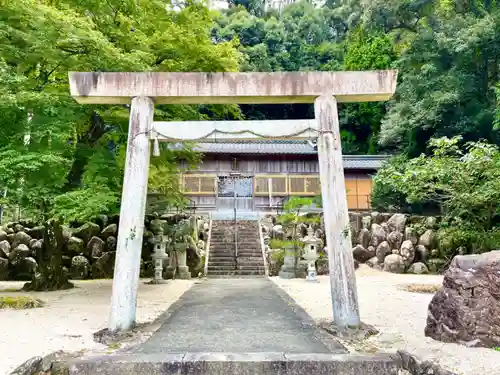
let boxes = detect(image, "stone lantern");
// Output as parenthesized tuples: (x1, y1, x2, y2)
(301, 226, 320, 282)
(150, 226, 169, 284)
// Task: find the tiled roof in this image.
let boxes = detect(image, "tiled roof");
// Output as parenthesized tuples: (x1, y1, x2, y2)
(182, 141, 390, 170)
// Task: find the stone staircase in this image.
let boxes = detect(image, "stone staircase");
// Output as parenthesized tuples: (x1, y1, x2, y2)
(207, 220, 265, 278)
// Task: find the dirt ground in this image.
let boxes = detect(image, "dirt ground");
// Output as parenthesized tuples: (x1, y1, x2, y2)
(271, 265, 500, 375)
(0, 279, 194, 374)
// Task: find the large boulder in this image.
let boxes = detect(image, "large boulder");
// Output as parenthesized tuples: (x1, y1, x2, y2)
(0, 229, 7, 242)
(29, 238, 37, 249)
(366, 256, 381, 270)
(425, 216, 438, 229)
(87, 236, 105, 259)
(12, 231, 32, 248)
(415, 244, 429, 263)
(0, 240, 11, 258)
(12, 257, 37, 280)
(383, 254, 405, 273)
(101, 224, 117, 239)
(400, 240, 415, 266)
(361, 216, 371, 230)
(272, 225, 284, 240)
(425, 250, 500, 348)
(106, 236, 117, 252)
(419, 229, 436, 248)
(375, 241, 391, 263)
(370, 224, 386, 247)
(31, 239, 43, 254)
(387, 231, 403, 251)
(407, 262, 429, 274)
(0, 257, 8, 280)
(357, 228, 371, 249)
(92, 252, 116, 278)
(73, 222, 100, 244)
(387, 213, 407, 233)
(381, 222, 390, 234)
(352, 244, 372, 263)
(62, 226, 72, 242)
(371, 211, 384, 224)
(26, 225, 45, 239)
(8, 244, 31, 262)
(70, 256, 90, 280)
(67, 237, 85, 256)
(404, 226, 419, 246)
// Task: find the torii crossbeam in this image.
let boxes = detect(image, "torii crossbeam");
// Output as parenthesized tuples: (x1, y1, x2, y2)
(69, 71, 398, 332)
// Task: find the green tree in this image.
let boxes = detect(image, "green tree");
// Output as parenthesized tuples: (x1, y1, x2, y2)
(378, 1, 500, 155)
(0, 0, 241, 290)
(0, 0, 242, 223)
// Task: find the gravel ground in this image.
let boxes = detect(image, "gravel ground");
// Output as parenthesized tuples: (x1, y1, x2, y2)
(271, 265, 500, 375)
(0, 279, 194, 374)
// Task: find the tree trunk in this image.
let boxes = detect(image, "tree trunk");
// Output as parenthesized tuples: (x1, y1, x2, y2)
(65, 111, 108, 190)
(23, 219, 73, 291)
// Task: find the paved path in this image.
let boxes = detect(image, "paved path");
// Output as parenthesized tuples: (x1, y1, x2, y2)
(138, 278, 341, 354)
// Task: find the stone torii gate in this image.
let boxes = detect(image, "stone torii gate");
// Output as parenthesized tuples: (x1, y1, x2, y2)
(68, 71, 397, 332)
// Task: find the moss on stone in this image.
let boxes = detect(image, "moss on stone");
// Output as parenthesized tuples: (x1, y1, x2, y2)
(0, 295, 45, 309)
(399, 283, 441, 294)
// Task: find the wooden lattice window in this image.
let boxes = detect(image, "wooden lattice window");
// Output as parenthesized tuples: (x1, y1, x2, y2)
(254, 175, 288, 196)
(181, 174, 216, 195)
(288, 175, 321, 196)
(345, 177, 372, 210)
(271, 176, 287, 195)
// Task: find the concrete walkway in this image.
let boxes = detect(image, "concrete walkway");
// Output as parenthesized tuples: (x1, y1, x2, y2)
(138, 278, 342, 354)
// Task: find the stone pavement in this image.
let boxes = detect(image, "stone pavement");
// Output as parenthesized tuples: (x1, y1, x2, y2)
(68, 278, 402, 374)
(137, 278, 343, 354)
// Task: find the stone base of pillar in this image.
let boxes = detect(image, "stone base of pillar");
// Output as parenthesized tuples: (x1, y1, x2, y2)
(279, 270, 296, 279)
(279, 250, 297, 279)
(177, 266, 191, 280)
(164, 266, 176, 280)
(306, 271, 319, 282)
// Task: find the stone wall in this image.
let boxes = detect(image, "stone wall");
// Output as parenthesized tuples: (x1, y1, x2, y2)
(349, 212, 444, 274)
(0, 214, 209, 281)
(261, 211, 445, 276)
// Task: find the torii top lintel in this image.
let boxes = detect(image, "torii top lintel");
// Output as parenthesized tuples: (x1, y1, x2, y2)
(68, 71, 398, 105)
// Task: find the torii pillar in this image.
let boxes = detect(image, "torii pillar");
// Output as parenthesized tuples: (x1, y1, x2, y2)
(69, 71, 397, 332)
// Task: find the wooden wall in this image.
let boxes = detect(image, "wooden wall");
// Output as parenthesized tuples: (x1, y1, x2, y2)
(177, 154, 374, 211)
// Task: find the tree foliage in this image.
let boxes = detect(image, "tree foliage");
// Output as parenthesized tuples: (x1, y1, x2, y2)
(0, 0, 242, 223)
(372, 136, 500, 255)
(213, 0, 500, 155)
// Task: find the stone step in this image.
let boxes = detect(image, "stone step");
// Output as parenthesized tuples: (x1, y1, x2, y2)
(67, 352, 401, 375)
(209, 257, 263, 264)
(207, 265, 265, 271)
(206, 274, 267, 279)
(236, 252, 263, 257)
(210, 248, 261, 253)
(210, 236, 257, 241)
(210, 245, 262, 253)
(211, 229, 258, 233)
(207, 270, 265, 276)
(238, 257, 264, 262)
(210, 247, 261, 253)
